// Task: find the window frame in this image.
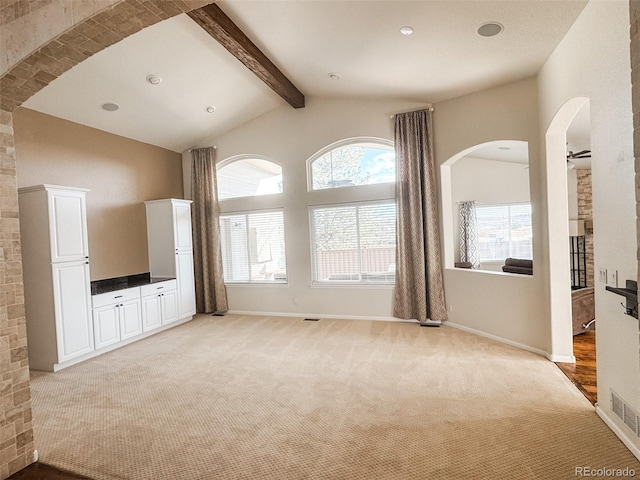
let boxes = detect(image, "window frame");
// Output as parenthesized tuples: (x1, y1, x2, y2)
(216, 154, 283, 201)
(306, 137, 395, 192)
(474, 202, 533, 263)
(219, 208, 288, 285)
(308, 199, 397, 286)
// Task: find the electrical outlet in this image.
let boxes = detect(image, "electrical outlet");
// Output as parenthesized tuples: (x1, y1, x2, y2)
(607, 269, 618, 288)
(599, 268, 607, 283)
(448, 304, 453, 312)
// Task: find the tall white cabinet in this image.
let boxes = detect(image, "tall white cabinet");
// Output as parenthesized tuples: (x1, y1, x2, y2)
(19, 185, 94, 371)
(145, 199, 197, 320)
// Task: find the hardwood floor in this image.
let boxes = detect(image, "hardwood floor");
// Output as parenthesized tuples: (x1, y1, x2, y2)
(8, 462, 91, 480)
(555, 329, 597, 405)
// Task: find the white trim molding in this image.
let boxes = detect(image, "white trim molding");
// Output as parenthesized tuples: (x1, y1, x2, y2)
(226, 310, 409, 323)
(443, 320, 552, 359)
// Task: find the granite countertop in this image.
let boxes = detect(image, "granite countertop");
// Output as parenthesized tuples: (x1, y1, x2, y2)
(91, 272, 175, 295)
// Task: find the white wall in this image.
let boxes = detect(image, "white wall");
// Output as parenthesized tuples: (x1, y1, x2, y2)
(434, 77, 548, 353)
(192, 97, 423, 319)
(537, 0, 639, 450)
(451, 157, 530, 207)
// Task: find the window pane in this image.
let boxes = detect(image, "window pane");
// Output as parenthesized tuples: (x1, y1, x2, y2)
(220, 211, 287, 283)
(311, 142, 395, 190)
(310, 202, 396, 283)
(476, 204, 532, 262)
(217, 158, 282, 200)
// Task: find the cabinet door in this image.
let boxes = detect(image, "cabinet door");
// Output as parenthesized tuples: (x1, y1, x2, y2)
(161, 290, 179, 325)
(52, 261, 94, 362)
(176, 251, 196, 318)
(141, 294, 162, 332)
(49, 189, 89, 262)
(120, 299, 142, 340)
(173, 202, 193, 251)
(93, 305, 120, 350)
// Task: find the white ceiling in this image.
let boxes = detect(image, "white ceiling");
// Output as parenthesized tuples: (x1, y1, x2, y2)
(23, 0, 588, 153)
(467, 140, 529, 164)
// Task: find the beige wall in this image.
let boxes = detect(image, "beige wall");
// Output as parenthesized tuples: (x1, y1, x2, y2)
(435, 77, 548, 355)
(194, 96, 422, 320)
(13, 108, 184, 280)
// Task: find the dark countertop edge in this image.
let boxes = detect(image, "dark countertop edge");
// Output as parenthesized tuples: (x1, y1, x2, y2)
(91, 272, 176, 295)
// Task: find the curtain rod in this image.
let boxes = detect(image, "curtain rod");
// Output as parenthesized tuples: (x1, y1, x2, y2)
(389, 106, 434, 119)
(187, 146, 217, 152)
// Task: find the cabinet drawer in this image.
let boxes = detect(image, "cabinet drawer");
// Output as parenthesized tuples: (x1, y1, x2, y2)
(140, 279, 177, 297)
(92, 287, 140, 308)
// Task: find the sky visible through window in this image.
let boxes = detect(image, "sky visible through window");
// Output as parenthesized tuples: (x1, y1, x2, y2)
(312, 144, 395, 190)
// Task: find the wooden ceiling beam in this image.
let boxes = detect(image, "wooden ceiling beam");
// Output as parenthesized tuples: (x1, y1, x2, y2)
(187, 3, 305, 109)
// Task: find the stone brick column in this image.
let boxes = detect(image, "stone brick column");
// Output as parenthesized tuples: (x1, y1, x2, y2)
(577, 170, 594, 287)
(0, 109, 33, 479)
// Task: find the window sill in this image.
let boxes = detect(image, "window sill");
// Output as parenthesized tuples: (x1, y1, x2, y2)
(311, 282, 394, 289)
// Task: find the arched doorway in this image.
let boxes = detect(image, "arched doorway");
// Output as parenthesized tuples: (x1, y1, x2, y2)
(545, 97, 590, 362)
(0, 2, 211, 476)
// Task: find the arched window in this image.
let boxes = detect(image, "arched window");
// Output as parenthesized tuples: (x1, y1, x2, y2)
(307, 138, 396, 285)
(308, 138, 395, 191)
(217, 155, 286, 284)
(217, 156, 283, 200)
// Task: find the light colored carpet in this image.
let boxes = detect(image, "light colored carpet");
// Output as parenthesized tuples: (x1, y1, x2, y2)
(30, 314, 639, 480)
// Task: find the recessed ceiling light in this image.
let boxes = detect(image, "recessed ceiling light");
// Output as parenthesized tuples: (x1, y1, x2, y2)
(206, 106, 216, 113)
(328, 73, 340, 81)
(101, 102, 119, 112)
(498, 146, 511, 150)
(477, 22, 504, 37)
(400, 26, 414, 36)
(146, 75, 162, 85)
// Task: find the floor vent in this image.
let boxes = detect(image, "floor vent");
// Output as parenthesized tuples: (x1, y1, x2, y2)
(304, 318, 320, 322)
(611, 390, 640, 437)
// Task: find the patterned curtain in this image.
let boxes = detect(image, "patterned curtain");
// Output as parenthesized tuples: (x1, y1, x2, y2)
(191, 147, 228, 314)
(459, 201, 480, 269)
(393, 109, 448, 325)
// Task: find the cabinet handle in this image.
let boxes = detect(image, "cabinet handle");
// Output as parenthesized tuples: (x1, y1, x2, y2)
(114, 295, 123, 298)
(156, 286, 164, 289)
(85, 261, 89, 264)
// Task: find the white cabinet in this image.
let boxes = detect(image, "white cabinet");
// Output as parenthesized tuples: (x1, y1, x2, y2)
(93, 305, 120, 350)
(92, 287, 142, 348)
(120, 299, 143, 339)
(176, 251, 196, 319)
(19, 185, 94, 371)
(48, 189, 90, 263)
(52, 261, 94, 362)
(141, 280, 178, 330)
(145, 199, 196, 320)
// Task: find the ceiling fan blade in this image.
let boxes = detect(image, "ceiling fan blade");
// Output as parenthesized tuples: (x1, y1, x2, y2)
(569, 149, 591, 158)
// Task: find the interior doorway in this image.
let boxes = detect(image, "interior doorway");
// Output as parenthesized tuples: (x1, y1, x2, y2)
(546, 97, 597, 404)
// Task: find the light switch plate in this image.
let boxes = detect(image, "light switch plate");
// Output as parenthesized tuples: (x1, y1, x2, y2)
(606, 269, 618, 288)
(599, 268, 607, 283)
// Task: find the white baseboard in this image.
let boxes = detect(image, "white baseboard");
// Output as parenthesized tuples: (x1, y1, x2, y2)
(596, 405, 640, 462)
(443, 321, 550, 359)
(546, 353, 576, 363)
(226, 310, 412, 323)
